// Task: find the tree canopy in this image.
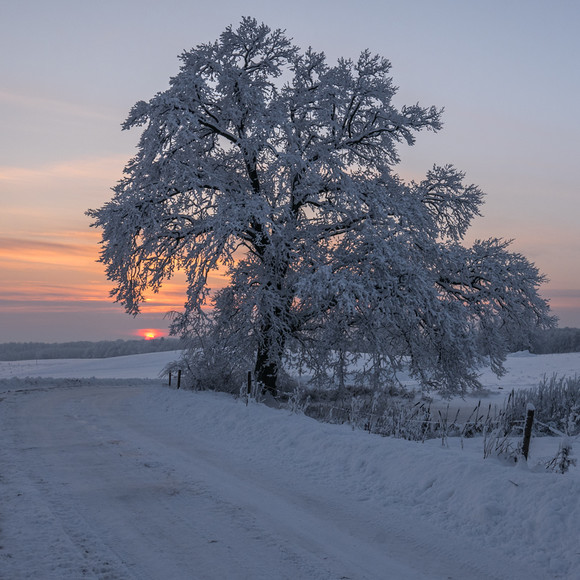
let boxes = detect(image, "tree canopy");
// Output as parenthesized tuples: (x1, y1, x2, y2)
(88, 17, 553, 396)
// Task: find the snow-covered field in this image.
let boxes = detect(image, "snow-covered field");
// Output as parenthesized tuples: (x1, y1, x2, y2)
(1, 351, 579, 579)
(0, 350, 182, 380)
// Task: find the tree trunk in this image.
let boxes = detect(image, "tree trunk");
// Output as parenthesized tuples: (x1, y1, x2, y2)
(254, 320, 287, 397)
(254, 311, 286, 397)
(254, 343, 279, 397)
(251, 235, 292, 398)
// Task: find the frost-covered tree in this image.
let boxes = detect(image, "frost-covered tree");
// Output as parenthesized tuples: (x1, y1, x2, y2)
(88, 18, 553, 396)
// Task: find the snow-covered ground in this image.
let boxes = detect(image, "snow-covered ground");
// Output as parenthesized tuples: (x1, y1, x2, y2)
(0, 350, 182, 380)
(1, 352, 579, 579)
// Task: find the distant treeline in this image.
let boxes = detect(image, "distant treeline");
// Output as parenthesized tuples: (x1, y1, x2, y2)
(528, 327, 580, 355)
(0, 328, 578, 361)
(0, 338, 184, 361)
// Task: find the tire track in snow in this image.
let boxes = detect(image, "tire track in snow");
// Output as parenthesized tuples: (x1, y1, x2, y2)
(0, 391, 139, 579)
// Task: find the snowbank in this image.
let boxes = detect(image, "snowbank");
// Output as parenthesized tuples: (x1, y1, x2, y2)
(136, 387, 580, 578)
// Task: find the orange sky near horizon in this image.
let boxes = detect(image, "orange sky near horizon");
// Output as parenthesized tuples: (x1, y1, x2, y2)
(0, 155, 227, 339)
(1, 162, 578, 339)
(0, 225, 226, 318)
(1, 144, 579, 342)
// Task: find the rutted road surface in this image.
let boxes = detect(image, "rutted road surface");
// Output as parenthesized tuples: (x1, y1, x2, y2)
(0, 384, 544, 579)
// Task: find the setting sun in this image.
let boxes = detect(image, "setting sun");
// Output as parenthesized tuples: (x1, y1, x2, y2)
(137, 329, 165, 340)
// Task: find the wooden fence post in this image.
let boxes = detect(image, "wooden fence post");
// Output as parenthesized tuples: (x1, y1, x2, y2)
(168, 371, 172, 386)
(246, 371, 252, 406)
(522, 404, 535, 460)
(177, 369, 182, 390)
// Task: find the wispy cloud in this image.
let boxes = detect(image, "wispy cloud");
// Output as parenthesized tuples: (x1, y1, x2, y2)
(0, 283, 188, 315)
(543, 289, 580, 311)
(0, 234, 97, 254)
(0, 234, 100, 270)
(0, 224, 231, 318)
(0, 89, 118, 122)
(545, 289, 580, 299)
(0, 299, 122, 314)
(0, 279, 111, 303)
(0, 232, 227, 316)
(0, 155, 127, 184)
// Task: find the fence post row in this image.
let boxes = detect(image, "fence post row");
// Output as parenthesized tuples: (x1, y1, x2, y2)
(168, 370, 182, 389)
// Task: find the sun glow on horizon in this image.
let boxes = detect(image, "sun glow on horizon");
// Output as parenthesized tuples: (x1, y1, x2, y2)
(137, 328, 165, 340)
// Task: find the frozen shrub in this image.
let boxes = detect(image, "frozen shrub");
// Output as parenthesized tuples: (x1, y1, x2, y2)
(168, 327, 253, 394)
(545, 439, 577, 474)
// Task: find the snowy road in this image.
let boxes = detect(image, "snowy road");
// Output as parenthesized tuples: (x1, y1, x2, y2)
(0, 383, 555, 579)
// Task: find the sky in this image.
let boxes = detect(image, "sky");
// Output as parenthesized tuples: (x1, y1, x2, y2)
(1, 0, 579, 342)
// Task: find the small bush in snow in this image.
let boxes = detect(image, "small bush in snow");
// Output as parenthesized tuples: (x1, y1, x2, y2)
(167, 321, 253, 394)
(545, 439, 577, 474)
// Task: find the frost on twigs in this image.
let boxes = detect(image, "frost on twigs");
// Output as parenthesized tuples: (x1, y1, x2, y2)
(87, 17, 553, 397)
